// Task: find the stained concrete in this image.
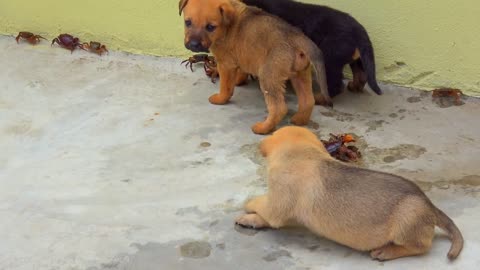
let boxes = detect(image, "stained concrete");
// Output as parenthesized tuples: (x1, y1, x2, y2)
(1, 36, 480, 270)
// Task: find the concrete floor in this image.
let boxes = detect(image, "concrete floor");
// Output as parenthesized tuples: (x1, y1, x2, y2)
(1, 36, 479, 270)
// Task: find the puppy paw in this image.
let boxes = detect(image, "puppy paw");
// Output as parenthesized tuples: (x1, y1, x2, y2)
(251, 122, 274, 135)
(370, 248, 388, 261)
(314, 93, 333, 107)
(235, 214, 269, 229)
(347, 81, 364, 93)
(290, 113, 309, 126)
(209, 94, 230, 105)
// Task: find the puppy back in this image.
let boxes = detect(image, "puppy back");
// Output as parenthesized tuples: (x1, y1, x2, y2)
(320, 159, 434, 223)
(324, 160, 426, 196)
(234, 2, 305, 38)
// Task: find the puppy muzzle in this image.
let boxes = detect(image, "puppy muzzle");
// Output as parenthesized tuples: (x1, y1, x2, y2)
(185, 38, 209, 53)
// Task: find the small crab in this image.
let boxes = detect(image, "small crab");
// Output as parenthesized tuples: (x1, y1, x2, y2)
(204, 62, 219, 83)
(16, 31, 47, 45)
(181, 54, 219, 82)
(51, 34, 81, 53)
(322, 134, 361, 162)
(80, 41, 109, 55)
(181, 54, 212, 71)
(432, 88, 463, 105)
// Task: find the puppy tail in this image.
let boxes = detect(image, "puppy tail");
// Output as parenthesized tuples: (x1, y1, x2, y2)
(303, 40, 332, 106)
(434, 207, 464, 260)
(358, 36, 383, 95)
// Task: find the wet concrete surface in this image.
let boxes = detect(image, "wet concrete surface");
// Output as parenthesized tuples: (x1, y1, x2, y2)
(1, 36, 480, 269)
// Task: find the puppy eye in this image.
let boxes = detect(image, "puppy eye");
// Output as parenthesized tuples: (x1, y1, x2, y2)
(206, 24, 216, 32)
(185, 19, 192, 27)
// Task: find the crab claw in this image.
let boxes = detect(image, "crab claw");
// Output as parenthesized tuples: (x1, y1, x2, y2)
(79, 43, 89, 51)
(342, 134, 355, 143)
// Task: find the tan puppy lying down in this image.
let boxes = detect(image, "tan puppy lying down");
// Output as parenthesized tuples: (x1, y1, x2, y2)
(236, 126, 464, 261)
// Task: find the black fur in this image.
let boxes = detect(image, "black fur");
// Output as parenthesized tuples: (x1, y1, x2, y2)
(242, 0, 382, 97)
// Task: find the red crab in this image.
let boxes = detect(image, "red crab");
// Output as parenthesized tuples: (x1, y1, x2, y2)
(16, 31, 47, 45)
(181, 54, 219, 82)
(51, 34, 81, 53)
(432, 88, 463, 105)
(80, 41, 109, 55)
(322, 134, 361, 162)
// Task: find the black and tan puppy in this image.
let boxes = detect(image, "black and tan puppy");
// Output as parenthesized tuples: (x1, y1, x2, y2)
(242, 0, 383, 100)
(179, 0, 331, 134)
(236, 126, 464, 261)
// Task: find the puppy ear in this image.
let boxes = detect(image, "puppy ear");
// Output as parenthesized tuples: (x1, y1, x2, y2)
(259, 136, 275, 157)
(178, 0, 189, 16)
(219, 2, 235, 26)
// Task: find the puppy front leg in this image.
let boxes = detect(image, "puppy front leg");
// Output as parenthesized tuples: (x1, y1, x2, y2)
(209, 63, 237, 105)
(236, 195, 287, 229)
(235, 213, 270, 229)
(236, 196, 271, 229)
(244, 195, 268, 213)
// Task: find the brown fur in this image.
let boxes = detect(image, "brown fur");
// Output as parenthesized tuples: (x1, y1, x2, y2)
(352, 48, 361, 61)
(236, 126, 464, 261)
(179, 0, 330, 134)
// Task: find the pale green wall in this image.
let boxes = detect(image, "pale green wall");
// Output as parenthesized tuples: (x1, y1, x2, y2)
(312, 0, 480, 96)
(1, 0, 479, 96)
(0, 0, 183, 56)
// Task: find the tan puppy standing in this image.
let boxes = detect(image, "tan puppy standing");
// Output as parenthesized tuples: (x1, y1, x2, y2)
(179, 0, 331, 134)
(236, 126, 464, 261)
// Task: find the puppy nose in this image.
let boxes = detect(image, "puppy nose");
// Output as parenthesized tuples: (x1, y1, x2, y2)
(186, 40, 202, 52)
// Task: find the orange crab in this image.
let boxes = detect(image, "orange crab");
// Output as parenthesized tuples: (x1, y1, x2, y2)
(181, 54, 218, 82)
(432, 88, 463, 105)
(322, 133, 361, 162)
(80, 41, 109, 56)
(16, 32, 47, 45)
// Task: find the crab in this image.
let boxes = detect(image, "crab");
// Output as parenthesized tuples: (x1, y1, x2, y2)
(432, 88, 463, 105)
(16, 32, 47, 45)
(181, 54, 219, 82)
(204, 63, 219, 83)
(80, 41, 109, 55)
(51, 34, 81, 53)
(322, 134, 361, 162)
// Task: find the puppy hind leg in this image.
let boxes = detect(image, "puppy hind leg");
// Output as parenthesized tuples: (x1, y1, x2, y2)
(313, 66, 342, 107)
(325, 61, 345, 99)
(235, 69, 249, 86)
(370, 238, 433, 261)
(209, 63, 237, 105)
(371, 218, 435, 261)
(252, 76, 288, 134)
(348, 60, 367, 93)
(290, 66, 315, 126)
